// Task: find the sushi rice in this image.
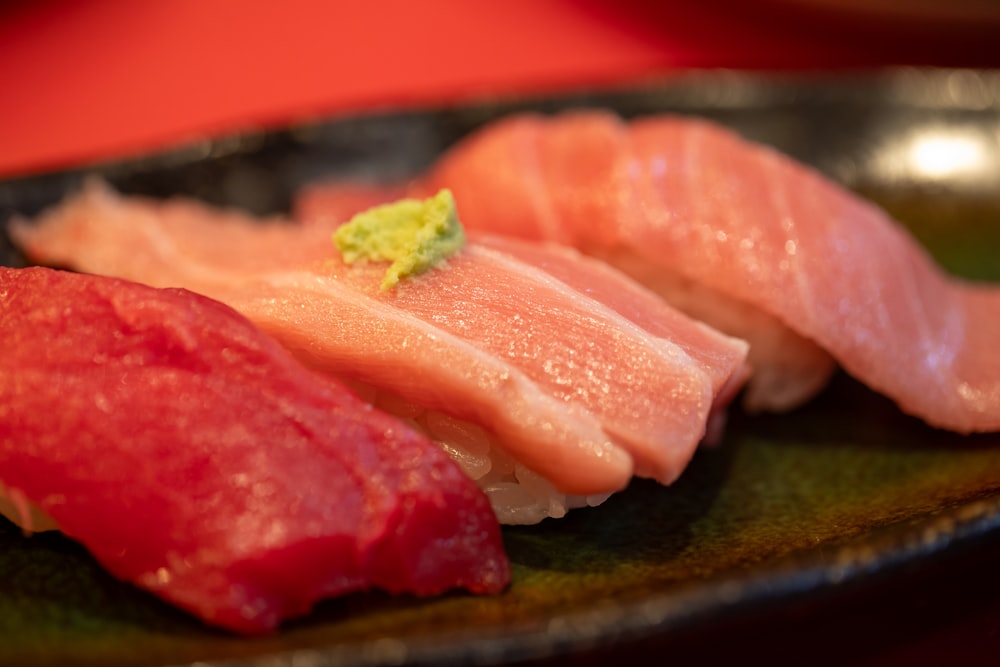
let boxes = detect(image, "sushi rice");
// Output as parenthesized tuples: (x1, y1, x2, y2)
(346, 379, 613, 525)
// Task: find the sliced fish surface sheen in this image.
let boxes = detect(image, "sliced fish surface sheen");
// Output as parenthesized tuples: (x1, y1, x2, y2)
(0, 265, 509, 634)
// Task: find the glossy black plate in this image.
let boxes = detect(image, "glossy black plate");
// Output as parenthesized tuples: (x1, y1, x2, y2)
(1, 68, 999, 667)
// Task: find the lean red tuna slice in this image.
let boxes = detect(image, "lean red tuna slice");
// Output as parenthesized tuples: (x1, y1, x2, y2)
(10, 182, 748, 501)
(0, 266, 509, 634)
(295, 111, 1000, 434)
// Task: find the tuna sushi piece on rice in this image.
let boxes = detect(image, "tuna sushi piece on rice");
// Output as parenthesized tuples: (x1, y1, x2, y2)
(0, 265, 509, 634)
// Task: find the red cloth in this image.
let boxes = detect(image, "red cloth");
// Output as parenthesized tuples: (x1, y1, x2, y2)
(1, 0, 996, 178)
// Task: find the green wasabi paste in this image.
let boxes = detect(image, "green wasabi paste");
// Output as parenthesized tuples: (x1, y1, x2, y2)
(333, 189, 466, 290)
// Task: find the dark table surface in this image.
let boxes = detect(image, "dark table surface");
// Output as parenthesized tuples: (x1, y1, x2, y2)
(534, 529, 1000, 667)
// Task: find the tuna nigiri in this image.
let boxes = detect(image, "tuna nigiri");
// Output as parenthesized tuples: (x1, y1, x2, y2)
(0, 265, 509, 634)
(296, 110, 1000, 434)
(10, 181, 749, 524)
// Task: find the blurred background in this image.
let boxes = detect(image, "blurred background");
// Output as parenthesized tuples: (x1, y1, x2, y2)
(2, 0, 1000, 178)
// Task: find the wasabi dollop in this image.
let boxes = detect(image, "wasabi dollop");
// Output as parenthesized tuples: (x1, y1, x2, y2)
(333, 189, 466, 290)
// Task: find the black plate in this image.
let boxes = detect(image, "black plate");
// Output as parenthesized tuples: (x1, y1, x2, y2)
(1, 68, 1000, 667)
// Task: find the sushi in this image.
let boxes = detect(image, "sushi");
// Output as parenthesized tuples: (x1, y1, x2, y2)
(295, 110, 1000, 434)
(10, 181, 750, 524)
(0, 265, 509, 634)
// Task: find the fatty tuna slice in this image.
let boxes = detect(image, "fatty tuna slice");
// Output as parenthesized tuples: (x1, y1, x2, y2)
(296, 111, 1000, 434)
(0, 266, 509, 634)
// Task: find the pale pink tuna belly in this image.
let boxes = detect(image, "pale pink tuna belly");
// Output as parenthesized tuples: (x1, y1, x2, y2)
(349, 243, 721, 484)
(293, 189, 751, 418)
(12, 182, 749, 495)
(474, 236, 752, 440)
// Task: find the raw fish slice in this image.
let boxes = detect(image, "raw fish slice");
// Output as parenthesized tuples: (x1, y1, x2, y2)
(299, 111, 999, 434)
(590, 113, 999, 433)
(367, 243, 721, 483)
(0, 266, 509, 634)
(12, 182, 748, 497)
(476, 236, 749, 406)
(474, 236, 750, 443)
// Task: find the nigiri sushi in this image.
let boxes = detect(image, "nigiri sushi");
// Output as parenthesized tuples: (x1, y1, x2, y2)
(10, 181, 750, 524)
(295, 110, 1000, 434)
(0, 265, 509, 634)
